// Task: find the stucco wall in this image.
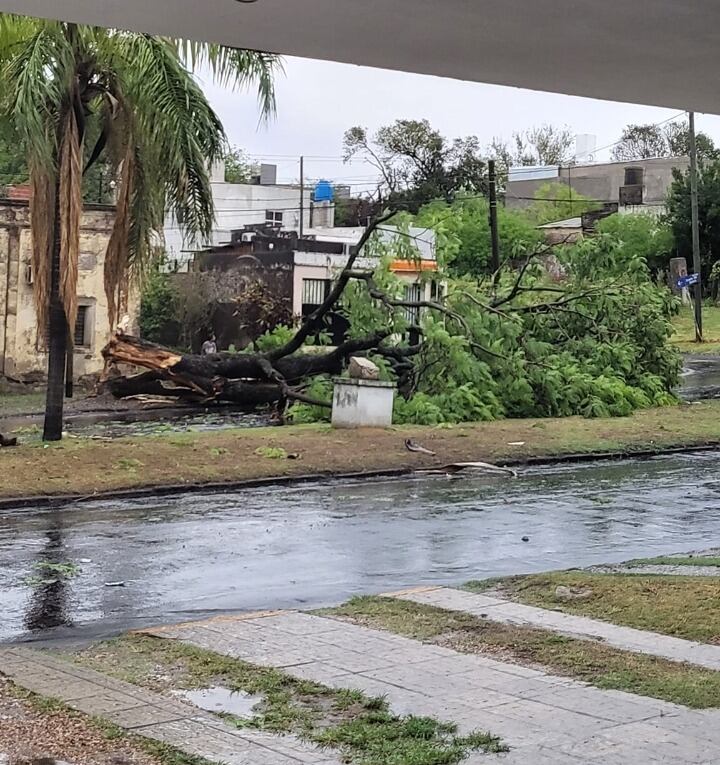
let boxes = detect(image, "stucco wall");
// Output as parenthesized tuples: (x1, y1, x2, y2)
(0, 200, 133, 381)
(507, 157, 689, 212)
(164, 181, 314, 270)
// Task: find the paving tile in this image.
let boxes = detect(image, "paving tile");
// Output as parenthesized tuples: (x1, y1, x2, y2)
(528, 686, 668, 723)
(13, 676, 101, 702)
(66, 692, 147, 715)
(487, 748, 585, 764)
(105, 703, 194, 729)
(284, 661, 355, 685)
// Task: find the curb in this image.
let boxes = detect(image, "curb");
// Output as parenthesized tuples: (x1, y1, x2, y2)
(2, 440, 720, 511)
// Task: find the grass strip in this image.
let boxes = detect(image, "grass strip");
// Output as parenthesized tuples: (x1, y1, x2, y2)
(466, 572, 720, 644)
(5, 400, 720, 500)
(627, 556, 720, 567)
(68, 635, 506, 764)
(323, 596, 720, 709)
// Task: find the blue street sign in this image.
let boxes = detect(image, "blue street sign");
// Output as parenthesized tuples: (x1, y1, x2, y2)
(677, 273, 700, 289)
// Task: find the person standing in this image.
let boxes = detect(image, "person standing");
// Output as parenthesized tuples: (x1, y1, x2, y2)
(201, 334, 217, 356)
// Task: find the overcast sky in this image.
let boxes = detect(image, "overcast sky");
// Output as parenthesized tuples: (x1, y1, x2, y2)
(197, 56, 720, 190)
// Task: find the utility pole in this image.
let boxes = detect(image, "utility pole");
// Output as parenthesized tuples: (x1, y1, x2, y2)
(299, 155, 305, 239)
(488, 159, 500, 274)
(689, 112, 703, 342)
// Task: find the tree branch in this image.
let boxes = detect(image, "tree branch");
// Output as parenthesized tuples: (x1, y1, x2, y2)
(268, 211, 398, 360)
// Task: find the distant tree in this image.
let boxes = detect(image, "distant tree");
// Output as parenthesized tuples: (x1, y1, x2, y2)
(0, 118, 27, 186)
(663, 121, 718, 160)
(528, 182, 601, 225)
(224, 145, 258, 184)
(334, 196, 375, 227)
(612, 125, 668, 161)
(490, 124, 574, 168)
(0, 116, 113, 201)
(595, 213, 673, 276)
(612, 121, 717, 161)
(415, 197, 543, 276)
(343, 119, 487, 209)
(666, 160, 720, 289)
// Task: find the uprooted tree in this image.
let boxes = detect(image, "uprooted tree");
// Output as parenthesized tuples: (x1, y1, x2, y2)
(101, 205, 682, 424)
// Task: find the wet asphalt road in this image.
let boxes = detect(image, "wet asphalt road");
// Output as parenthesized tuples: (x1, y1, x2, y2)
(2, 451, 720, 643)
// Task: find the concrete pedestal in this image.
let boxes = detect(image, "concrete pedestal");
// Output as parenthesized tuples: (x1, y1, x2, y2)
(331, 378, 396, 428)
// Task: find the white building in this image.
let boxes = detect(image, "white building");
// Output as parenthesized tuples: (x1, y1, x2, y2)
(291, 226, 438, 320)
(164, 162, 315, 271)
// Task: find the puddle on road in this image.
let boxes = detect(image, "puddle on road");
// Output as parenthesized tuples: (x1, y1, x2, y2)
(172, 687, 262, 718)
(678, 356, 720, 401)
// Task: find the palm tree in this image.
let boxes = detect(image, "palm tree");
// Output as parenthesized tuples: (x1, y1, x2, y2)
(0, 15, 279, 440)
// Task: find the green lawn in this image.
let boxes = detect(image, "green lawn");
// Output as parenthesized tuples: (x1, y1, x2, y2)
(0, 391, 45, 417)
(672, 304, 720, 353)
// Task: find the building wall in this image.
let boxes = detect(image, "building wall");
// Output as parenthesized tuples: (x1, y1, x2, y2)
(164, 180, 314, 270)
(292, 251, 435, 318)
(0, 200, 131, 381)
(507, 157, 689, 211)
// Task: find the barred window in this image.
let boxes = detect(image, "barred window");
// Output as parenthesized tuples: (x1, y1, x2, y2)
(302, 278, 330, 306)
(403, 283, 422, 325)
(74, 305, 90, 346)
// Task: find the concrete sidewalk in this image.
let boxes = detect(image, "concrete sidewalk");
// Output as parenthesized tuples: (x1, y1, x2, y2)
(0, 645, 339, 765)
(390, 585, 720, 671)
(143, 609, 720, 764)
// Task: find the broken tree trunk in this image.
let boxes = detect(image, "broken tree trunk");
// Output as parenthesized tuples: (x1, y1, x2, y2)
(101, 332, 390, 408)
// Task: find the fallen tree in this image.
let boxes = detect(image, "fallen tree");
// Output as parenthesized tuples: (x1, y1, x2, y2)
(102, 330, 391, 408)
(102, 210, 682, 422)
(102, 215, 402, 408)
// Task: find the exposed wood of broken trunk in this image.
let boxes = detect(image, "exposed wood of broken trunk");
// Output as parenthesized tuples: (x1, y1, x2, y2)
(101, 332, 390, 408)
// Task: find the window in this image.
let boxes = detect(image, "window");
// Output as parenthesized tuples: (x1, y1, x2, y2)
(624, 167, 644, 186)
(403, 283, 422, 326)
(265, 210, 284, 226)
(74, 305, 90, 347)
(302, 278, 330, 307)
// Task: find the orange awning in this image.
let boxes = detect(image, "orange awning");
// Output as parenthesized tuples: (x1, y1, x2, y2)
(390, 260, 438, 273)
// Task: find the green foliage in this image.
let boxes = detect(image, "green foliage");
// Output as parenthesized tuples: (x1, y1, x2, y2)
(254, 325, 297, 352)
(223, 145, 257, 183)
(595, 214, 673, 276)
(343, 119, 487, 207)
(289, 377, 333, 424)
(0, 17, 280, 276)
(0, 116, 28, 186)
(666, 160, 720, 291)
(254, 446, 287, 459)
(415, 197, 542, 275)
(529, 182, 602, 225)
(323, 219, 680, 426)
(139, 266, 178, 343)
(612, 121, 718, 162)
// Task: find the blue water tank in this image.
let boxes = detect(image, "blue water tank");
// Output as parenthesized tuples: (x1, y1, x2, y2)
(314, 179, 334, 202)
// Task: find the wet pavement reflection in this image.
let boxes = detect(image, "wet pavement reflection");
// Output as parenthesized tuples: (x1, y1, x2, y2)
(1, 451, 720, 643)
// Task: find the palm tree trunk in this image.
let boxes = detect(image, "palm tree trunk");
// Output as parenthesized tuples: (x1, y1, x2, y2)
(65, 330, 74, 399)
(43, 179, 67, 442)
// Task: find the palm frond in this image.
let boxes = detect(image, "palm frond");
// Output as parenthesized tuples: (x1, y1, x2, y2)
(179, 41, 281, 117)
(112, 34, 226, 246)
(2, 23, 73, 165)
